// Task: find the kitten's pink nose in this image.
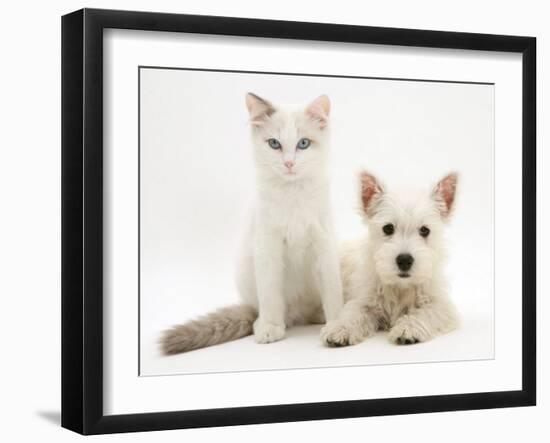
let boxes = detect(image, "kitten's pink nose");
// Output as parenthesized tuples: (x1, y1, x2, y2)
(284, 160, 295, 170)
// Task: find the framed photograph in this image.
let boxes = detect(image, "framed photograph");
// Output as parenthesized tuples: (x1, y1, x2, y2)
(61, 8, 536, 435)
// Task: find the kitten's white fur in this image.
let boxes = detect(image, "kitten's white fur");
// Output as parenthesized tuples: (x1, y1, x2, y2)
(239, 93, 343, 343)
(321, 171, 459, 346)
(161, 93, 342, 354)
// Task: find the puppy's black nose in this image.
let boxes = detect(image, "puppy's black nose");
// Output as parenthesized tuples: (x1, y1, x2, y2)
(396, 253, 414, 271)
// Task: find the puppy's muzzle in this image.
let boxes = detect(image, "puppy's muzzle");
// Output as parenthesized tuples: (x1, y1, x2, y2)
(396, 253, 414, 272)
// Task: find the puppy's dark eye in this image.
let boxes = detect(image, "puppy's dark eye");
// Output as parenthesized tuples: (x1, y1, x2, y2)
(382, 224, 394, 235)
(419, 226, 430, 237)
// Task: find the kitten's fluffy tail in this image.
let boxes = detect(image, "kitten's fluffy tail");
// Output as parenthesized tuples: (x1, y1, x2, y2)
(160, 304, 257, 355)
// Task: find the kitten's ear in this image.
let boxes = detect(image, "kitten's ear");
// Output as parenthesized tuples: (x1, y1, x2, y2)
(306, 95, 330, 129)
(432, 172, 458, 219)
(359, 170, 384, 218)
(245, 93, 275, 126)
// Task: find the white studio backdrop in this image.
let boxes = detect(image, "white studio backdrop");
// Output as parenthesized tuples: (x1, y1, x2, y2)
(139, 68, 495, 375)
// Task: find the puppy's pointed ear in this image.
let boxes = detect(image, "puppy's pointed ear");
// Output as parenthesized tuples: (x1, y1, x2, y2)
(359, 170, 384, 218)
(245, 93, 275, 126)
(306, 95, 330, 129)
(432, 172, 458, 219)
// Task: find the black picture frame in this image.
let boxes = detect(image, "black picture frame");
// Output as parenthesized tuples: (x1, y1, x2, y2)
(61, 8, 536, 435)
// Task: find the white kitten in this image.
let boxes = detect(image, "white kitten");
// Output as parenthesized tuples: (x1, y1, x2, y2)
(321, 171, 459, 346)
(161, 93, 343, 354)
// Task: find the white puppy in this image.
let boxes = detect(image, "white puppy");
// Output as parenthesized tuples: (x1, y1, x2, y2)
(321, 171, 459, 346)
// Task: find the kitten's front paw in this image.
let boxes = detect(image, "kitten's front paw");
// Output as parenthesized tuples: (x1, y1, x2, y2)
(253, 320, 286, 344)
(321, 321, 364, 347)
(388, 316, 430, 345)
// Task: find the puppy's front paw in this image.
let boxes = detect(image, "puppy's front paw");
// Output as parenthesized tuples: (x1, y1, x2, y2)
(253, 320, 285, 344)
(321, 321, 364, 347)
(388, 316, 429, 345)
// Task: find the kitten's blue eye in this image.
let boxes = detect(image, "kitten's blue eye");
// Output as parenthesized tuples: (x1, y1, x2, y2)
(297, 138, 311, 150)
(267, 138, 281, 149)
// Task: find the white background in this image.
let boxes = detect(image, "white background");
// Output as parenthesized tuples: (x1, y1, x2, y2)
(140, 68, 495, 376)
(0, 1, 546, 442)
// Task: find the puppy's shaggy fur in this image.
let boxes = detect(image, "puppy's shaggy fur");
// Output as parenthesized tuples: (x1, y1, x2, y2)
(321, 171, 459, 346)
